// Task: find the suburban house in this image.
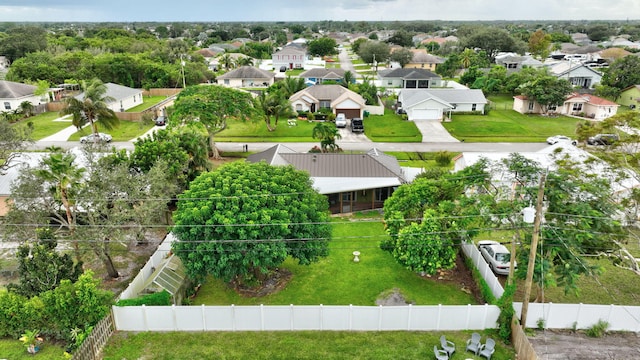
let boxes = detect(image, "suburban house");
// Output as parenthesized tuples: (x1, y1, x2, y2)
(495, 55, 543, 71)
(247, 144, 408, 213)
(216, 66, 275, 88)
(619, 85, 640, 109)
(545, 61, 603, 89)
(299, 68, 346, 85)
(0, 80, 49, 113)
(513, 93, 619, 120)
(272, 45, 307, 70)
(397, 88, 488, 121)
(378, 68, 442, 88)
(76, 82, 143, 112)
(404, 49, 444, 71)
(289, 84, 365, 119)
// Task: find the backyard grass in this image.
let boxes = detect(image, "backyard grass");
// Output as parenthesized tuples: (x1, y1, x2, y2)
(17, 112, 72, 140)
(125, 95, 168, 112)
(102, 330, 515, 360)
(285, 69, 305, 76)
(66, 120, 155, 142)
(364, 110, 422, 142)
(192, 219, 476, 306)
(387, 151, 459, 169)
(217, 118, 316, 142)
(0, 339, 66, 359)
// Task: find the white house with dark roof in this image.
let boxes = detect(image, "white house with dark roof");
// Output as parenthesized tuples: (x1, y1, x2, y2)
(0, 80, 49, 113)
(397, 88, 488, 121)
(272, 46, 307, 70)
(216, 66, 275, 88)
(247, 144, 408, 213)
(299, 68, 346, 85)
(378, 68, 442, 88)
(545, 61, 602, 89)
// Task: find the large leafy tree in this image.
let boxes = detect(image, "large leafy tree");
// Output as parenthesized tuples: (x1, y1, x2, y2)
(60, 78, 120, 138)
(600, 56, 640, 99)
(0, 26, 48, 62)
(172, 161, 332, 285)
(357, 41, 391, 71)
(0, 118, 32, 175)
(461, 28, 524, 62)
(528, 29, 552, 59)
(171, 85, 255, 159)
(390, 48, 414, 68)
(307, 37, 338, 57)
(517, 75, 573, 114)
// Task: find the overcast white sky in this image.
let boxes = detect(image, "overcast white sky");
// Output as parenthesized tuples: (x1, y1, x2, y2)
(0, 0, 638, 22)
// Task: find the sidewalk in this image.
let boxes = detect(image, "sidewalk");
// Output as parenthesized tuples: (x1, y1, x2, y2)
(39, 115, 79, 142)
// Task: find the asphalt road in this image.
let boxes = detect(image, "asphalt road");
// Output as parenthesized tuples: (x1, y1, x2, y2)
(32, 140, 549, 154)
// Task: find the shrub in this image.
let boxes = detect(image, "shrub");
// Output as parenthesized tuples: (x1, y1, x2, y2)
(496, 284, 515, 343)
(586, 319, 609, 338)
(434, 151, 453, 167)
(536, 318, 546, 330)
(116, 291, 172, 306)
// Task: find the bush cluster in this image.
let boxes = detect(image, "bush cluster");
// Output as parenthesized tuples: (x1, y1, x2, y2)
(116, 290, 172, 306)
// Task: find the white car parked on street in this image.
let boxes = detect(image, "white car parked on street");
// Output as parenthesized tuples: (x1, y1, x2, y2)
(546, 135, 577, 145)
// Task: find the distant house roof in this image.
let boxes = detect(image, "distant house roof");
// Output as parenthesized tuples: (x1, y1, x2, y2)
(546, 62, 602, 77)
(378, 68, 440, 79)
(0, 80, 37, 99)
(274, 46, 306, 56)
(290, 85, 365, 107)
(399, 88, 488, 108)
(299, 68, 346, 80)
(217, 66, 275, 80)
(409, 50, 445, 64)
(565, 93, 618, 106)
(247, 146, 406, 194)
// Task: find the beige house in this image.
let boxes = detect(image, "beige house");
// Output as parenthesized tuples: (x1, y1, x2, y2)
(289, 85, 365, 119)
(404, 49, 445, 71)
(513, 93, 619, 120)
(216, 66, 275, 88)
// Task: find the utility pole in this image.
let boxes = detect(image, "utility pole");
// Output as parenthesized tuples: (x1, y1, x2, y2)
(520, 173, 546, 330)
(180, 54, 187, 89)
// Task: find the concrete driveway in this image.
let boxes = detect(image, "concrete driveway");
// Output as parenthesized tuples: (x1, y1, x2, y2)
(413, 120, 460, 143)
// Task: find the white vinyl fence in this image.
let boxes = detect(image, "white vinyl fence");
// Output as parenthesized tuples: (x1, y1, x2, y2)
(461, 242, 504, 299)
(513, 302, 640, 331)
(112, 303, 500, 332)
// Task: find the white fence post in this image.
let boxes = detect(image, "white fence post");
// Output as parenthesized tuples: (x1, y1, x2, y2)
(142, 305, 148, 331)
(407, 304, 412, 330)
(378, 305, 383, 331)
(260, 304, 264, 331)
(576, 303, 582, 329)
(290, 304, 294, 330)
(201, 304, 206, 331)
(466, 304, 471, 328)
(349, 304, 353, 331)
(436, 304, 442, 330)
(231, 304, 236, 331)
(320, 304, 324, 331)
(172, 304, 177, 330)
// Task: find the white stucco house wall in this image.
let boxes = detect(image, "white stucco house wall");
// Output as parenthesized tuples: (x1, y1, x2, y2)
(513, 93, 619, 120)
(272, 46, 307, 70)
(0, 80, 49, 113)
(397, 88, 488, 121)
(76, 83, 143, 112)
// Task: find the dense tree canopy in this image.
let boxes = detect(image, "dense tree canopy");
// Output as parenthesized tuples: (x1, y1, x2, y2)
(357, 41, 391, 70)
(172, 161, 332, 285)
(0, 26, 47, 62)
(461, 28, 525, 62)
(389, 48, 414, 68)
(307, 37, 338, 57)
(517, 75, 573, 114)
(601, 56, 640, 98)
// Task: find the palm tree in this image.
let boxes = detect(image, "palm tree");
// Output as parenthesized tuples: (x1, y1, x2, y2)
(18, 101, 34, 118)
(281, 76, 307, 97)
(35, 152, 85, 262)
(312, 122, 342, 153)
(342, 71, 355, 88)
(460, 48, 475, 69)
(219, 53, 234, 70)
(236, 56, 254, 67)
(60, 78, 119, 139)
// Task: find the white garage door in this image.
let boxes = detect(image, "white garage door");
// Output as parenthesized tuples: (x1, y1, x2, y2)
(411, 109, 441, 120)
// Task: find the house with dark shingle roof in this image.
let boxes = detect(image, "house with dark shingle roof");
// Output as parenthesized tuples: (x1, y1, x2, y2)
(0, 80, 48, 113)
(216, 66, 276, 88)
(378, 68, 442, 88)
(299, 68, 346, 85)
(247, 144, 408, 213)
(75, 82, 143, 112)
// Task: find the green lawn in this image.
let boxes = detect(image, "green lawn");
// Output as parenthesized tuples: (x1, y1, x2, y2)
(66, 120, 155, 142)
(17, 112, 72, 140)
(193, 220, 476, 306)
(0, 339, 66, 359)
(125, 96, 167, 112)
(364, 110, 422, 142)
(217, 118, 316, 142)
(444, 110, 580, 142)
(284, 69, 305, 76)
(387, 151, 459, 169)
(102, 331, 515, 360)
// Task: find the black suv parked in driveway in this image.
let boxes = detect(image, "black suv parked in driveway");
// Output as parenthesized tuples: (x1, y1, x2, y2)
(587, 133, 619, 145)
(350, 118, 364, 133)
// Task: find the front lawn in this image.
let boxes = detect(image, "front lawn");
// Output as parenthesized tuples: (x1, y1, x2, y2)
(364, 110, 422, 142)
(18, 112, 72, 140)
(444, 110, 580, 142)
(125, 96, 168, 112)
(192, 219, 476, 306)
(217, 118, 316, 142)
(103, 330, 515, 360)
(0, 339, 66, 359)
(67, 120, 154, 142)
(284, 69, 305, 76)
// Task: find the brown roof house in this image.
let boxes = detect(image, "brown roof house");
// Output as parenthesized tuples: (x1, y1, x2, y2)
(404, 49, 445, 72)
(513, 93, 619, 120)
(247, 144, 408, 213)
(216, 66, 275, 88)
(289, 84, 365, 120)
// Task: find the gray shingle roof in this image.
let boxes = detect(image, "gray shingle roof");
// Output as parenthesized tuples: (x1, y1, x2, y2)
(274, 46, 306, 56)
(300, 68, 346, 79)
(379, 68, 440, 80)
(400, 89, 488, 107)
(75, 83, 141, 103)
(290, 84, 360, 102)
(217, 66, 275, 80)
(0, 80, 37, 99)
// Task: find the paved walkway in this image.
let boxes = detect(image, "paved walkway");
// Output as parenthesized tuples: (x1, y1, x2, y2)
(39, 115, 78, 142)
(413, 120, 460, 143)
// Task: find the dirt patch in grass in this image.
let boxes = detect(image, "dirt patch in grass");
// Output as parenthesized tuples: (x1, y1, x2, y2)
(421, 253, 485, 304)
(232, 268, 293, 298)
